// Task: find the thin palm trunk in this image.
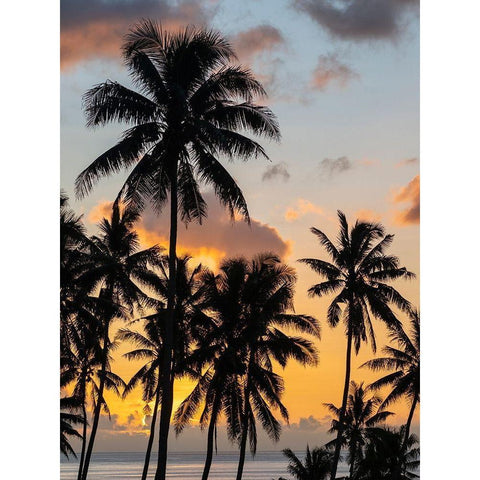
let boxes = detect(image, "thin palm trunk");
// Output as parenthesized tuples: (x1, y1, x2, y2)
(81, 325, 109, 480)
(155, 165, 178, 480)
(141, 380, 162, 480)
(403, 392, 418, 450)
(330, 322, 353, 480)
(393, 391, 418, 480)
(349, 441, 357, 479)
(236, 357, 253, 480)
(76, 378, 88, 480)
(201, 394, 221, 480)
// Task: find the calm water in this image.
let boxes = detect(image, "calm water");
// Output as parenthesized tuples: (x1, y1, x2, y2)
(60, 451, 350, 479)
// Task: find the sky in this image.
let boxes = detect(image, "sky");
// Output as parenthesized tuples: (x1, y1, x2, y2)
(61, 0, 420, 453)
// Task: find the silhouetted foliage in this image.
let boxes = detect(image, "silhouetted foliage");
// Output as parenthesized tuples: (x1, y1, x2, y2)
(75, 20, 280, 480)
(299, 211, 414, 480)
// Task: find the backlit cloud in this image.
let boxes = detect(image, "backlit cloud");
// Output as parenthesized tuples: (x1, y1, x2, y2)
(88, 193, 292, 269)
(293, 0, 419, 42)
(319, 156, 353, 178)
(311, 54, 358, 90)
(262, 162, 291, 182)
(391, 175, 420, 225)
(60, 0, 212, 69)
(285, 198, 325, 222)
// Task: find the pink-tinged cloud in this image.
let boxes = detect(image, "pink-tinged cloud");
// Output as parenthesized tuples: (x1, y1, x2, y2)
(293, 0, 419, 42)
(311, 54, 358, 90)
(285, 198, 325, 222)
(60, 0, 211, 69)
(392, 175, 420, 226)
(232, 25, 285, 63)
(88, 193, 292, 269)
(395, 157, 419, 168)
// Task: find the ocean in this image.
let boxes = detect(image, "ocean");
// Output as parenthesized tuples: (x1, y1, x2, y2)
(60, 451, 350, 479)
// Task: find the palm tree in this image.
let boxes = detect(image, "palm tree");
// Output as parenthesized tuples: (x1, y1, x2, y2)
(360, 310, 420, 479)
(299, 211, 415, 480)
(75, 21, 280, 479)
(77, 202, 162, 480)
(231, 254, 319, 480)
(354, 427, 419, 480)
(174, 254, 319, 480)
(324, 381, 394, 478)
(60, 394, 83, 459)
(279, 446, 333, 480)
(61, 312, 125, 480)
(118, 256, 210, 480)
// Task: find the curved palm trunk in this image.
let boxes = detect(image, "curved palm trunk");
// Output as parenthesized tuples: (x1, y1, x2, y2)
(330, 323, 353, 480)
(141, 381, 162, 480)
(236, 358, 253, 480)
(393, 391, 418, 480)
(76, 379, 88, 480)
(81, 325, 109, 480)
(154, 167, 178, 480)
(201, 395, 221, 480)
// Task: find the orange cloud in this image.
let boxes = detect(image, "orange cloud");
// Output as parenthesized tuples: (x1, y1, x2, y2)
(391, 175, 420, 226)
(355, 209, 382, 222)
(60, 0, 211, 69)
(87, 199, 116, 223)
(395, 157, 419, 168)
(285, 198, 325, 222)
(88, 192, 292, 270)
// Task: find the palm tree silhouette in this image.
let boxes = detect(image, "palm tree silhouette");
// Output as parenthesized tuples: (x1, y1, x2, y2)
(77, 202, 162, 480)
(174, 254, 319, 480)
(324, 381, 394, 478)
(279, 446, 333, 480)
(231, 254, 319, 480)
(299, 211, 414, 480)
(60, 394, 83, 459)
(354, 426, 419, 479)
(118, 256, 210, 480)
(361, 310, 420, 479)
(75, 21, 280, 479)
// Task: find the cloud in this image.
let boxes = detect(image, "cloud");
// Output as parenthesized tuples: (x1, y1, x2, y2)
(285, 198, 325, 222)
(319, 156, 353, 178)
(262, 162, 290, 182)
(395, 157, 419, 168)
(391, 175, 420, 225)
(232, 24, 285, 63)
(88, 192, 292, 269)
(355, 209, 382, 222)
(293, 0, 419, 42)
(60, 0, 212, 69)
(297, 415, 326, 431)
(311, 54, 358, 90)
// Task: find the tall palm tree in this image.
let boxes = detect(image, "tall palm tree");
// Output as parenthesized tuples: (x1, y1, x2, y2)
(324, 381, 394, 478)
(232, 254, 319, 480)
(354, 427, 419, 480)
(174, 254, 319, 480)
(75, 21, 280, 479)
(360, 310, 420, 479)
(119, 256, 210, 480)
(61, 313, 125, 480)
(279, 446, 333, 480)
(77, 202, 162, 480)
(299, 211, 415, 480)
